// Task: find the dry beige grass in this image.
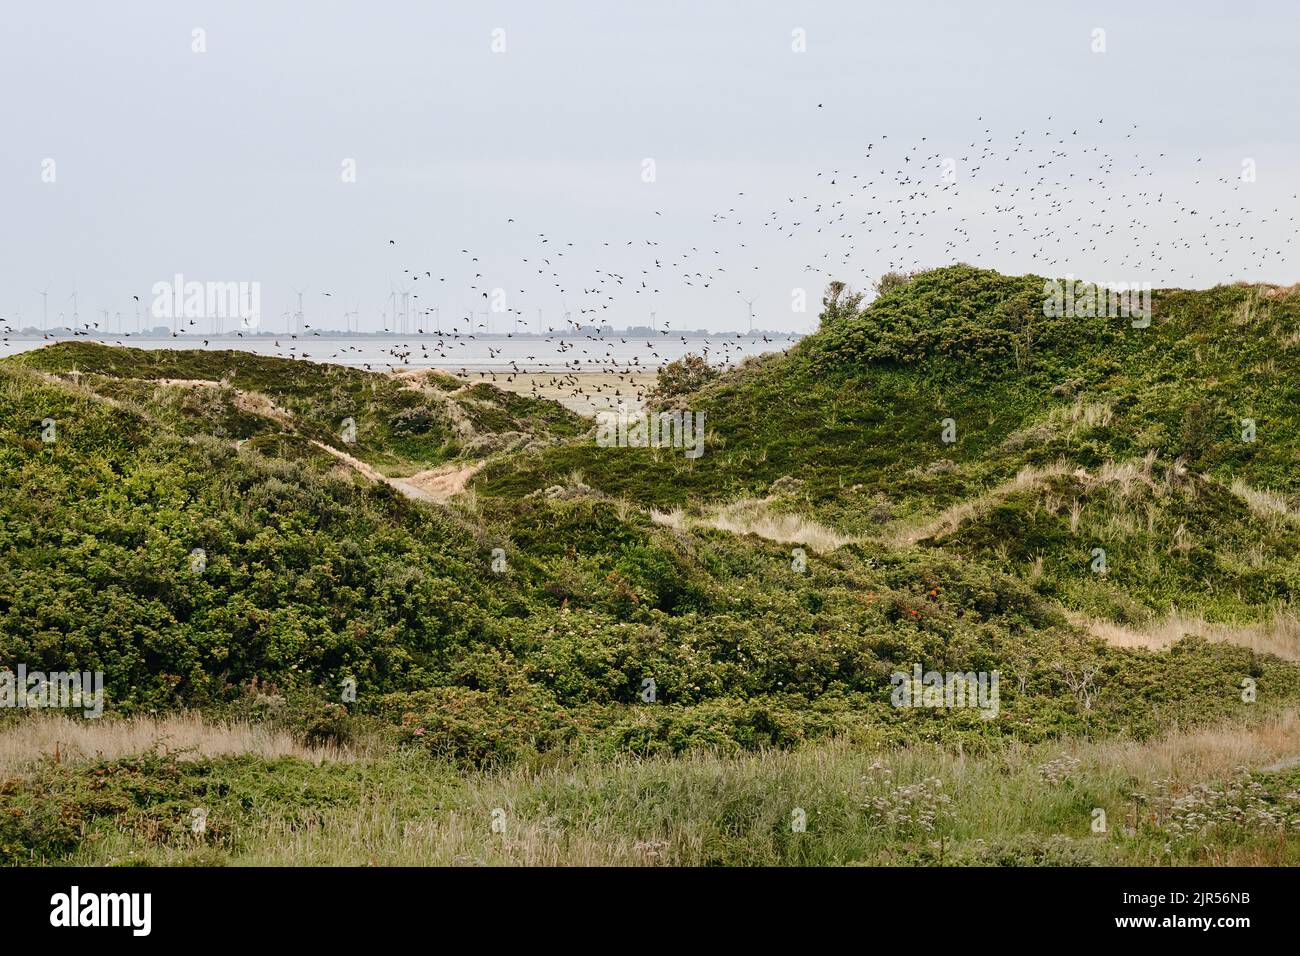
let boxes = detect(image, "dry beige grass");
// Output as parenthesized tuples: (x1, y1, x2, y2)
(880, 452, 1198, 549)
(1231, 287, 1269, 327)
(1071, 608, 1300, 661)
(0, 713, 347, 774)
(1231, 477, 1298, 523)
(1049, 398, 1113, 431)
(1096, 456, 1154, 497)
(1080, 709, 1300, 779)
(883, 461, 1075, 547)
(884, 497, 982, 548)
(652, 498, 854, 553)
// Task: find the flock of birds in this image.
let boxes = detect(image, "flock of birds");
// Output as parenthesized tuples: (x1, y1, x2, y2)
(5, 115, 1295, 409)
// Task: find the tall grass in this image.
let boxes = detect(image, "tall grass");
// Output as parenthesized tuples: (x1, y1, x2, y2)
(53, 710, 1300, 867)
(0, 713, 349, 773)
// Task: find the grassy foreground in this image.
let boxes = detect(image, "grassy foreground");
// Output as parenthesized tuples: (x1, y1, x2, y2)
(3, 710, 1299, 866)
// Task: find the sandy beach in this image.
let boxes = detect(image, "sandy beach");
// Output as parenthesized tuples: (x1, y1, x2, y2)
(454, 370, 658, 416)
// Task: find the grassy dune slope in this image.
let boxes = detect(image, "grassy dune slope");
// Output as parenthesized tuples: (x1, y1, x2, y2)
(12, 342, 586, 472)
(478, 266, 1300, 627)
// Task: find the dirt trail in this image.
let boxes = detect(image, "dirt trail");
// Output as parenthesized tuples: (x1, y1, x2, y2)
(402, 460, 484, 499)
(135, 376, 475, 504)
(309, 440, 480, 504)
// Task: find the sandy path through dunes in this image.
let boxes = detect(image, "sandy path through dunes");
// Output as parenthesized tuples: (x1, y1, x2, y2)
(310, 440, 480, 504)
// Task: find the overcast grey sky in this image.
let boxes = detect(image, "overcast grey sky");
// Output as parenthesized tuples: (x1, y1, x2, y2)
(3, 1, 1298, 334)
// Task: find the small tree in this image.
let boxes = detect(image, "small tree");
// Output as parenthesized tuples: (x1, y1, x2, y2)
(872, 271, 915, 297)
(646, 353, 720, 408)
(820, 281, 866, 328)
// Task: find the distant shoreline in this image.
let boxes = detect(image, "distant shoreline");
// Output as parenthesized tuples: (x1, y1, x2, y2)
(0, 333, 799, 378)
(1, 330, 805, 342)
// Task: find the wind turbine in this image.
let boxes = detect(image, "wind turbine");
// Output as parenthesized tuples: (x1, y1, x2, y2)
(386, 276, 414, 335)
(391, 281, 413, 335)
(740, 293, 759, 336)
(37, 287, 48, 333)
(290, 287, 306, 336)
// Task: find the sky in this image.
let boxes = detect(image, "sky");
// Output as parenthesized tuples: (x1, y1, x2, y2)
(3, 0, 1299, 335)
